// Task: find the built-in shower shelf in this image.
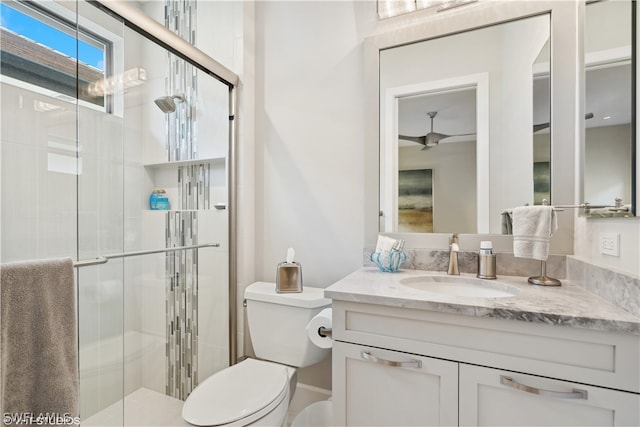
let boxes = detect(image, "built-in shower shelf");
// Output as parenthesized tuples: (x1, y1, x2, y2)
(143, 156, 225, 169)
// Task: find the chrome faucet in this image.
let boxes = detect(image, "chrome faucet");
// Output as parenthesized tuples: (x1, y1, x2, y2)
(448, 234, 460, 275)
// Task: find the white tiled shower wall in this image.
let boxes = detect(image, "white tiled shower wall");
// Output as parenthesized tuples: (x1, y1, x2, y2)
(0, 77, 129, 415)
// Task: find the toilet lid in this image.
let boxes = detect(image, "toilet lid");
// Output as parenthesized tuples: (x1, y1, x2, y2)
(182, 358, 289, 426)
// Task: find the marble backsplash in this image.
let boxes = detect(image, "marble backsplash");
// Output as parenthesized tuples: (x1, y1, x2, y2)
(363, 248, 566, 279)
(566, 256, 640, 317)
(363, 248, 639, 317)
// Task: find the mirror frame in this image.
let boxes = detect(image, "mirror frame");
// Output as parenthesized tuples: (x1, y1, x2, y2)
(364, 1, 579, 253)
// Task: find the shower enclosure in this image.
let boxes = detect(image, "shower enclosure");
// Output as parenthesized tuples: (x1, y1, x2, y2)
(0, 0, 238, 424)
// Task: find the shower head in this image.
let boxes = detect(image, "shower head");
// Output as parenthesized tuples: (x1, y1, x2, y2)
(154, 94, 185, 113)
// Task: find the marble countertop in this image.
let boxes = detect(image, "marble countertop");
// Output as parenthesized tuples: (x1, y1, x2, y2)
(324, 268, 640, 334)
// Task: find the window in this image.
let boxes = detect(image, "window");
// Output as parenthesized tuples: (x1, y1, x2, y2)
(0, 0, 110, 108)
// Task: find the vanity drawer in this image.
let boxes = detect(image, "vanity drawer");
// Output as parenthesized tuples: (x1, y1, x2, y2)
(459, 364, 640, 426)
(332, 301, 640, 393)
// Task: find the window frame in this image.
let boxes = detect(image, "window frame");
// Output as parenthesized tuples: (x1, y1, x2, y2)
(0, 0, 114, 112)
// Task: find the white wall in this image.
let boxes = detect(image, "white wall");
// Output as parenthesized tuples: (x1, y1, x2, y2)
(253, 1, 371, 287)
(574, 217, 639, 277)
(252, 1, 375, 389)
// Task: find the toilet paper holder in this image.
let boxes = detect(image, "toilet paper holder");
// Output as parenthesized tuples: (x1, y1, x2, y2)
(318, 326, 332, 339)
(307, 308, 333, 349)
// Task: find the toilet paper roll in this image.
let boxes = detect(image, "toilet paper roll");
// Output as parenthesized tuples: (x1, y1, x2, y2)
(306, 308, 333, 349)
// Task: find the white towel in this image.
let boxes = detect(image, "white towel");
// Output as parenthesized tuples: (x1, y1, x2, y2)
(512, 206, 557, 261)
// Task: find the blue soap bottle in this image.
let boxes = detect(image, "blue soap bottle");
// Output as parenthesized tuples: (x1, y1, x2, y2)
(150, 189, 170, 210)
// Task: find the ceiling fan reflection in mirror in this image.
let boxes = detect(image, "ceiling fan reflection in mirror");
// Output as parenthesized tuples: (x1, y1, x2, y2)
(398, 111, 475, 150)
(533, 112, 594, 133)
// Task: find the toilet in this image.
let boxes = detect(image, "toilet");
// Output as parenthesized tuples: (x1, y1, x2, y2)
(182, 282, 331, 426)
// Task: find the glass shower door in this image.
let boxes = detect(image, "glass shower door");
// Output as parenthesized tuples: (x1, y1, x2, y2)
(1, 1, 231, 424)
(75, 1, 126, 424)
(78, 1, 232, 423)
(1, 0, 126, 424)
(120, 17, 231, 408)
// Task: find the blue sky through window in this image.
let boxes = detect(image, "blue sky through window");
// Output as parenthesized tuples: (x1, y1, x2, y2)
(1, 3, 104, 71)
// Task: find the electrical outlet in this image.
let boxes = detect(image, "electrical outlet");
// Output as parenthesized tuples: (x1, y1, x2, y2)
(599, 233, 620, 257)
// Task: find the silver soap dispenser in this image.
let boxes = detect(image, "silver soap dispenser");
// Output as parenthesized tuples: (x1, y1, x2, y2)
(477, 240, 497, 279)
(276, 248, 303, 293)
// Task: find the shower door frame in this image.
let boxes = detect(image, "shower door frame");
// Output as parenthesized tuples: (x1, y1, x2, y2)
(92, 0, 240, 365)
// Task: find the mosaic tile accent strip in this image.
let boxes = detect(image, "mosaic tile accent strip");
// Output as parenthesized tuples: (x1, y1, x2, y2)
(164, 0, 198, 162)
(166, 211, 199, 400)
(163, 0, 200, 400)
(165, 0, 197, 45)
(178, 163, 210, 210)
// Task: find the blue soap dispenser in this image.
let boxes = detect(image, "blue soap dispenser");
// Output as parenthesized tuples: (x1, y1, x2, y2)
(150, 189, 170, 210)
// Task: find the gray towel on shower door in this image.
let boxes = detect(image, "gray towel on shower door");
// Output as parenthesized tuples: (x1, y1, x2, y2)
(1, 258, 79, 426)
(501, 210, 513, 234)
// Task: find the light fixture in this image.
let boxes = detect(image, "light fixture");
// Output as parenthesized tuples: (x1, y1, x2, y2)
(378, 0, 476, 19)
(378, 0, 416, 19)
(87, 67, 147, 97)
(416, 0, 438, 9)
(33, 100, 61, 112)
(435, 0, 477, 12)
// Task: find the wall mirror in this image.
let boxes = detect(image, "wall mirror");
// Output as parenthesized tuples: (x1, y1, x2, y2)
(582, 0, 636, 218)
(379, 13, 551, 234)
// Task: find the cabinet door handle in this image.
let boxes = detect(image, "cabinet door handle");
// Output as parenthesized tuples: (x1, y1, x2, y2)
(500, 375, 588, 400)
(360, 351, 422, 369)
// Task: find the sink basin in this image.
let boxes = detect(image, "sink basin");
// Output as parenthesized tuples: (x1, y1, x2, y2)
(398, 275, 520, 299)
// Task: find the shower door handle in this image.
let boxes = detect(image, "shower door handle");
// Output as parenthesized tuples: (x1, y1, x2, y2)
(74, 242, 220, 268)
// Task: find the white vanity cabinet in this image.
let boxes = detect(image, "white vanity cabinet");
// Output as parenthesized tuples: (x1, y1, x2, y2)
(331, 300, 640, 427)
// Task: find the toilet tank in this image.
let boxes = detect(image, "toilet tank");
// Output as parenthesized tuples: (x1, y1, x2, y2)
(245, 282, 331, 368)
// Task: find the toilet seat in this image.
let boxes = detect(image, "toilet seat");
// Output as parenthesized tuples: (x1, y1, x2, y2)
(182, 358, 289, 426)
